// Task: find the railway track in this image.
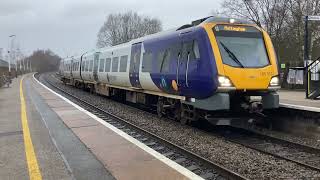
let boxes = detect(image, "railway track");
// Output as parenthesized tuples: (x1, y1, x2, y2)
(38, 73, 247, 180)
(40, 72, 320, 178)
(212, 127, 320, 172)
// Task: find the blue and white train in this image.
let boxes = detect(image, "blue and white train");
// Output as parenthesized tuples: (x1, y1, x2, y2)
(59, 17, 280, 124)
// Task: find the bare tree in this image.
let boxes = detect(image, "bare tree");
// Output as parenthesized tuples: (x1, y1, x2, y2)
(218, 0, 320, 63)
(96, 11, 162, 48)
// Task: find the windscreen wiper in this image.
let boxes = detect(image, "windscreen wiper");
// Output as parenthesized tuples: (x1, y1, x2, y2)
(220, 42, 244, 68)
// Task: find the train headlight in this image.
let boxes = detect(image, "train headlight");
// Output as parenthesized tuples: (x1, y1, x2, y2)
(218, 76, 232, 87)
(269, 76, 279, 86)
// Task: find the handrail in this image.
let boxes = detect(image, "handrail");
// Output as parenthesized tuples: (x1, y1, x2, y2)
(306, 56, 320, 69)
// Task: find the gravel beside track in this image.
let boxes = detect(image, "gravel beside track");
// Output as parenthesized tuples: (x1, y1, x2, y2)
(253, 127, 320, 149)
(40, 73, 320, 179)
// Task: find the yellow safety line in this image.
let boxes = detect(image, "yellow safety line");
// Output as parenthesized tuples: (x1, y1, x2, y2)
(20, 77, 42, 180)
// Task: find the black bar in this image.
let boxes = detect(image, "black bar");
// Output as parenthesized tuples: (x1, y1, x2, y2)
(304, 16, 309, 98)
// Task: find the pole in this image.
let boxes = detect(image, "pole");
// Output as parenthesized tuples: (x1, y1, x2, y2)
(304, 16, 309, 98)
(8, 35, 16, 75)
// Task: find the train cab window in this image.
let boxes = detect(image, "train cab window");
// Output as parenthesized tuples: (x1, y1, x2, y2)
(142, 51, 153, 72)
(105, 58, 111, 72)
(99, 59, 105, 72)
(160, 49, 171, 73)
(112, 57, 119, 72)
(119, 55, 128, 72)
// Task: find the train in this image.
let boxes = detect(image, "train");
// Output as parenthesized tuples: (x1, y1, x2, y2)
(59, 16, 280, 125)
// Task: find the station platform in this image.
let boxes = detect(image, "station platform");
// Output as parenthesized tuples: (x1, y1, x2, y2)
(0, 74, 200, 180)
(278, 90, 320, 112)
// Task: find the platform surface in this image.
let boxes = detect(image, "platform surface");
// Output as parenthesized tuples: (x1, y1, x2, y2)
(0, 73, 198, 180)
(279, 89, 320, 112)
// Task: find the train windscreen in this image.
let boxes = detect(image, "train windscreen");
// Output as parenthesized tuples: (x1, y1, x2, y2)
(213, 25, 269, 68)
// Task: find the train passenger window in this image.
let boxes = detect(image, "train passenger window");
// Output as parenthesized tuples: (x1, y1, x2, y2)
(142, 51, 153, 72)
(171, 43, 182, 58)
(99, 59, 105, 72)
(157, 51, 165, 72)
(90, 60, 93, 72)
(193, 41, 200, 59)
(112, 57, 119, 72)
(82, 62, 84, 71)
(86, 61, 89, 71)
(84, 61, 88, 71)
(119, 55, 128, 72)
(182, 42, 193, 60)
(160, 49, 171, 73)
(105, 58, 111, 72)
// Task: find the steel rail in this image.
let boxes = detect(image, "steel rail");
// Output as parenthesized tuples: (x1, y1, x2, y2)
(38, 73, 247, 180)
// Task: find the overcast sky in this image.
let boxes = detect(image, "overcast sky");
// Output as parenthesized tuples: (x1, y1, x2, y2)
(0, 0, 223, 58)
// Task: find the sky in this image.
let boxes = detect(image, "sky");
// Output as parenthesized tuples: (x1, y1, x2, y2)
(0, 0, 223, 58)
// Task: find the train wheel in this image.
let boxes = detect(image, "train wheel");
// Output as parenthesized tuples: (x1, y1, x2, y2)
(180, 104, 190, 125)
(173, 103, 181, 122)
(157, 98, 164, 118)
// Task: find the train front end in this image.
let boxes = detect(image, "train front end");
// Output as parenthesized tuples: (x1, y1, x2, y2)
(202, 19, 280, 113)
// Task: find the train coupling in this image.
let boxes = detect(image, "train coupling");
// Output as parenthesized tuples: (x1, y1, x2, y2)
(241, 101, 263, 114)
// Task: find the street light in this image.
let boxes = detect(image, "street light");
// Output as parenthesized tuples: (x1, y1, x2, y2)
(8, 35, 16, 74)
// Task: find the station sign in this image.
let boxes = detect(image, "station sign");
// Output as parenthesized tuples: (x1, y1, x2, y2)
(308, 16, 320, 21)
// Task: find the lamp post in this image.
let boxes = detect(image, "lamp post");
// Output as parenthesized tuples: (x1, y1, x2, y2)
(8, 35, 16, 75)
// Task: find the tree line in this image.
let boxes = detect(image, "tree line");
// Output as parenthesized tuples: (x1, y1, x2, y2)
(25, 50, 61, 73)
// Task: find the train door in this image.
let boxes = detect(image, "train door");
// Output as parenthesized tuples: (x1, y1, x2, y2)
(93, 52, 100, 82)
(177, 35, 190, 91)
(129, 42, 142, 88)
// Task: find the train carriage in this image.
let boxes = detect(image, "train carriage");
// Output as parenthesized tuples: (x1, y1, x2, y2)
(60, 16, 280, 124)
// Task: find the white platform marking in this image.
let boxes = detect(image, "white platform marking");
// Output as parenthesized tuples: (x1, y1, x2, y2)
(280, 103, 320, 112)
(33, 74, 204, 180)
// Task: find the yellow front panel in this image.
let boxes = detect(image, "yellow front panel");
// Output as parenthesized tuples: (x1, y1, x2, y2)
(223, 65, 274, 89)
(202, 23, 279, 90)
